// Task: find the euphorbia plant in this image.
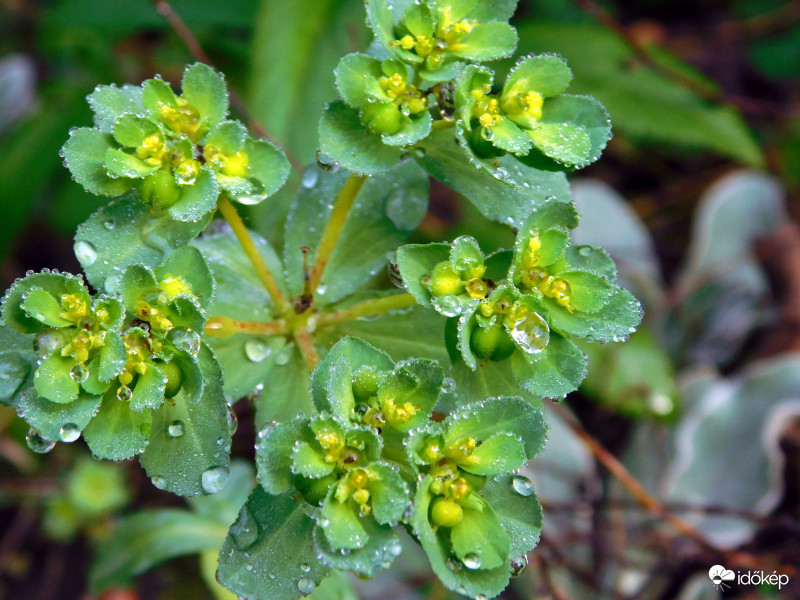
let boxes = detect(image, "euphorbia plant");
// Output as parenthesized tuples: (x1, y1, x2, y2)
(0, 1, 641, 598)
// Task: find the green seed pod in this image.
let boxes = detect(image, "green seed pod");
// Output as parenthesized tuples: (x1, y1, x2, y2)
(362, 101, 403, 135)
(470, 323, 516, 361)
(430, 497, 463, 528)
(161, 360, 183, 398)
(139, 170, 181, 208)
(429, 261, 463, 297)
(294, 473, 338, 506)
(352, 369, 380, 400)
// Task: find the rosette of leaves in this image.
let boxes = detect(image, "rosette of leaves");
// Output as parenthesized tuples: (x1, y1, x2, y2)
(406, 396, 546, 598)
(366, 0, 519, 84)
(455, 55, 611, 171)
(396, 234, 510, 317)
(254, 413, 410, 578)
(61, 63, 290, 222)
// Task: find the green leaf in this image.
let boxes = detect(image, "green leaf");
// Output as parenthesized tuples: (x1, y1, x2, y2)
(104, 148, 156, 179)
(34, 353, 80, 404)
(319, 101, 403, 175)
(365, 0, 397, 55)
(142, 78, 178, 116)
(167, 167, 219, 222)
(98, 332, 127, 381)
(155, 246, 215, 308)
(514, 22, 764, 166)
(181, 63, 229, 134)
(15, 386, 102, 443)
(411, 476, 511, 598)
(504, 53, 573, 98)
(368, 461, 409, 524)
(292, 441, 336, 479)
(140, 344, 231, 496)
(528, 121, 591, 166)
(88, 84, 145, 133)
(21, 289, 72, 328)
(511, 332, 587, 398)
(0, 340, 31, 405)
(256, 417, 315, 494)
(2, 272, 89, 334)
(205, 120, 247, 155)
(465, 432, 527, 476)
(284, 160, 429, 306)
(129, 363, 166, 412)
(62, 128, 132, 197)
(556, 269, 614, 313)
(489, 118, 532, 155)
(75, 196, 211, 293)
(444, 396, 547, 460)
(334, 53, 382, 108)
(481, 474, 543, 558)
(82, 390, 152, 460)
(450, 493, 509, 570)
(253, 343, 316, 427)
(320, 487, 367, 550)
(549, 286, 642, 342)
(453, 21, 518, 61)
(415, 127, 571, 228)
(217, 488, 329, 600)
(313, 514, 400, 577)
(90, 509, 228, 594)
(395, 243, 451, 307)
(239, 138, 291, 203)
(537, 94, 611, 168)
(113, 114, 159, 148)
(311, 336, 394, 419)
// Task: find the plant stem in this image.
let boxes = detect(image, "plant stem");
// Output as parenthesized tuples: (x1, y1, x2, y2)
(217, 195, 290, 314)
(549, 403, 722, 555)
(314, 293, 418, 327)
(204, 316, 288, 338)
(293, 329, 320, 370)
(307, 174, 365, 298)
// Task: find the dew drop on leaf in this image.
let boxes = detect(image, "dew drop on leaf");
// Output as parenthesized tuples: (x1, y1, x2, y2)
(511, 475, 534, 497)
(33, 331, 61, 358)
(432, 294, 462, 317)
(226, 403, 238, 435)
(244, 338, 271, 363)
(69, 363, 88, 383)
(463, 553, 481, 570)
(510, 554, 529, 577)
(510, 313, 550, 354)
(167, 420, 185, 437)
(301, 169, 319, 188)
(26, 427, 55, 454)
(116, 385, 133, 401)
(73, 240, 97, 267)
(103, 219, 115, 230)
(300, 563, 311, 573)
(275, 348, 291, 366)
(152, 475, 167, 490)
(445, 557, 462, 572)
(201, 466, 229, 494)
(59, 423, 81, 443)
(297, 577, 315, 596)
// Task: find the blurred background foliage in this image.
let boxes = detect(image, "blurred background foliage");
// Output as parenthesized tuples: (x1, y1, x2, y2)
(1, 0, 799, 599)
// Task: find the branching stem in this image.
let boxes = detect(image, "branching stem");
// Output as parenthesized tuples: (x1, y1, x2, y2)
(217, 195, 290, 314)
(204, 316, 288, 338)
(307, 174, 365, 299)
(315, 293, 418, 327)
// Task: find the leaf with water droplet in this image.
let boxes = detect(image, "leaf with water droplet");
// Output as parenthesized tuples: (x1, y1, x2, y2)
(312, 511, 400, 577)
(511, 332, 587, 398)
(82, 388, 153, 460)
(61, 127, 134, 197)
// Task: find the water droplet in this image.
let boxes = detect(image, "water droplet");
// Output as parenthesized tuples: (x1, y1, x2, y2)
(297, 577, 315, 595)
(648, 393, 673, 415)
(445, 557, 462, 572)
(103, 219, 116, 230)
(201, 466, 229, 494)
(463, 553, 481, 570)
(226, 403, 238, 435)
(442, 377, 456, 393)
(301, 169, 318, 188)
(116, 385, 133, 402)
(432, 294, 462, 317)
(476, 594, 487, 600)
(167, 328, 201, 356)
(510, 555, 528, 577)
(69, 363, 88, 383)
(59, 423, 81, 443)
(315, 149, 339, 173)
(167, 420, 185, 437)
(26, 428, 55, 454)
(244, 338, 271, 363)
(230, 506, 259, 550)
(511, 475, 534, 497)
(386, 188, 427, 230)
(480, 127, 494, 141)
(578, 245, 592, 257)
(300, 563, 311, 573)
(33, 331, 61, 358)
(510, 313, 550, 354)
(275, 349, 291, 366)
(152, 475, 167, 490)
(73, 240, 97, 267)
(412, 147, 426, 158)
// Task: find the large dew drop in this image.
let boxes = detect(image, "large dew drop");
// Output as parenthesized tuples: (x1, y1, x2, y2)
(26, 428, 55, 454)
(59, 423, 81, 443)
(73, 240, 98, 267)
(244, 338, 271, 363)
(463, 553, 482, 570)
(511, 475, 534, 497)
(201, 466, 229, 494)
(297, 578, 315, 596)
(432, 294, 462, 317)
(167, 420, 185, 437)
(510, 313, 550, 354)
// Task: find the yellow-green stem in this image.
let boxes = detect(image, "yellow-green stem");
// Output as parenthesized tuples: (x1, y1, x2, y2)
(217, 195, 290, 314)
(315, 293, 417, 327)
(307, 175, 365, 298)
(293, 329, 320, 370)
(204, 316, 288, 338)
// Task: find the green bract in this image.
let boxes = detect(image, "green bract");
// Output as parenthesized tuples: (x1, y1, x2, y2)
(62, 63, 290, 221)
(455, 55, 611, 170)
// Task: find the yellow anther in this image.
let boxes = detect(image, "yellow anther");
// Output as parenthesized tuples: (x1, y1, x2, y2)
(135, 134, 169, 166)
(452, 21, 475, 35)
(316, 429, 345, 463)
(466, 278, 488, 299)
(422, 442, 442, 463)
(174, 157, 200, 184)
(221, 150, 249, 178)
(479, 301, 494, 318)
(447, 477, 471, 500)
(134, 362, 148, 376)
(522, 91, 544, 121)
(94, 307, 109, 323)
(350, 470, 368, 489)
(60, 294, 89, 322)
(447, 437, 479, 466)
(397, 35, 416, 50)
(414, 35, 434, 56)
(383, 398, 420, 426)
(158, 98, 201, 139)
(119, 370, 133, 386)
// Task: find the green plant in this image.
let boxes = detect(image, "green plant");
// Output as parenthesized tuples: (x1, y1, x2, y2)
(0, 1, 642, 598)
